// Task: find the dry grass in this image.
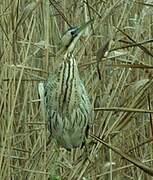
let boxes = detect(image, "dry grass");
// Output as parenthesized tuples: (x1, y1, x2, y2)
(1, 0, 153, 179)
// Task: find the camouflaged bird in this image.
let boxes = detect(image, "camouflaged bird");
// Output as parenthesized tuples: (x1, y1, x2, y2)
(44, 21, 93, 150)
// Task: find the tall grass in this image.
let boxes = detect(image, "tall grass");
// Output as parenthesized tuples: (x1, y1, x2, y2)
(1, 0, 153, 179)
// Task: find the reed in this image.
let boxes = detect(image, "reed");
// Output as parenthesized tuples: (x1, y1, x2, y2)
(0, 0, 153, 179)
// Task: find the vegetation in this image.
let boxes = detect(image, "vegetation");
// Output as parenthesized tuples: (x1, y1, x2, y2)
(1, 0, 153, 179)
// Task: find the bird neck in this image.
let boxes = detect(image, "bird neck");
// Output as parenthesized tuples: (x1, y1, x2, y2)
(56, 46, 75, 60)
(63, 51, 74, 61)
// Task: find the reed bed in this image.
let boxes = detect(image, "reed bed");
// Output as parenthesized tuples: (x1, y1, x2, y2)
(1, 0, 153, 179)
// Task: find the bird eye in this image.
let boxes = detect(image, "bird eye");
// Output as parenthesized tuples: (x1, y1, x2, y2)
(70, 27, 78, 37)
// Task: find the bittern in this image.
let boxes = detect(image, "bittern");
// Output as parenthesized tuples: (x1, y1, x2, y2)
(44, 21, 93, 150)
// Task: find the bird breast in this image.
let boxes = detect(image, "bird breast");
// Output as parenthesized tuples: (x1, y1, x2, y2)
(56, 57, 82, 114)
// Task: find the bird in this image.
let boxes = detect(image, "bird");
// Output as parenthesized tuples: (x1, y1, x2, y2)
(44, 21, 93, 150)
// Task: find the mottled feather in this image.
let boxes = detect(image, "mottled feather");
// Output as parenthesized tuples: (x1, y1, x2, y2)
(44, 55, 93, 150)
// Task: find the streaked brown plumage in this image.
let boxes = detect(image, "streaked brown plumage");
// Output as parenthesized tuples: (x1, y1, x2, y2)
(44, 21, 93, 150)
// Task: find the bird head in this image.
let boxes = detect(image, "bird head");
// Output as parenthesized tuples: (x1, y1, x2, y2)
(58, 20, 92, 57)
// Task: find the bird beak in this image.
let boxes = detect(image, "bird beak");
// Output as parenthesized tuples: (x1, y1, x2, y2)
(78, 20, 93, 34)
